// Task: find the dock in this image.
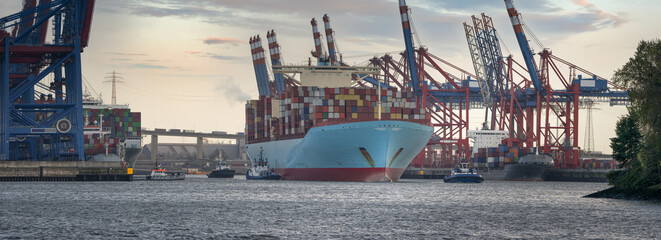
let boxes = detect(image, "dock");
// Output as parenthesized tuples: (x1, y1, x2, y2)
(0, 161, 133, 181)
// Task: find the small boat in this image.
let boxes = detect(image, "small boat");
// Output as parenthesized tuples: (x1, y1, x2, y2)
(207, 160, 235, 178)
(444, 163, 484, 183)
(146, 167, 186, 180)
(246, 148, 281, 180)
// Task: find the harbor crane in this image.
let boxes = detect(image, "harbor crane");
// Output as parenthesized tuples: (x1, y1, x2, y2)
(1, 0, 95, 161)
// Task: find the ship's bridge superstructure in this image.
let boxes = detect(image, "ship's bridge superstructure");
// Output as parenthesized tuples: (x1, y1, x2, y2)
(467, 130, 508, 155)
(273, 65, 379, 88)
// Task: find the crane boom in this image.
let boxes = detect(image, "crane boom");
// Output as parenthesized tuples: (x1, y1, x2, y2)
(267, 30, 286, 94)
(505, 0, 543, 93)
(322, 14, 338, 66)
(310, 18, 323, 59)
(250, 35, 271, 96)
(398, 0, 421, 97)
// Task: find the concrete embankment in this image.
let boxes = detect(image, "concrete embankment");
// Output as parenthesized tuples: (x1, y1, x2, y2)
(0, 161, 133, 181)
(545, 169, 609, 182)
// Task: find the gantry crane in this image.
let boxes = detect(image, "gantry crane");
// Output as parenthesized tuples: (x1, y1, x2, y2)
(454, 0, 628, 168)
(1, 0, 95, 161)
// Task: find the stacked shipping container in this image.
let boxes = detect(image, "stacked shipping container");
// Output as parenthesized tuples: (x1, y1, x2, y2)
(472, 144, 616, 170)
(82, 108, 141, 155)
(246, 86, 431, 144)
(472, 144, 533, 169)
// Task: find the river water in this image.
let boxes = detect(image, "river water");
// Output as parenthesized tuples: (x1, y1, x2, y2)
(1, 176, 659, 239)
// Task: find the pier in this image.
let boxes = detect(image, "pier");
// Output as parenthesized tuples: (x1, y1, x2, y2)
(0, 161, 132, 182)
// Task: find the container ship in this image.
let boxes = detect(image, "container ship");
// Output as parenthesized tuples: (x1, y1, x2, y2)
(81, 93, 142, 167)
(244, 65, 433, 182)
(468, 130, 615, 181)
(31, 92, 142, 167)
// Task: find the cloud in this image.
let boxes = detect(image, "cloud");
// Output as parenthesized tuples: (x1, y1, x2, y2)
(215, 77, 251, 103)
(570, 0, 627, 28)
(128, 63, 168, 69)
(209, 54, 248, 62)
(185, 50, 248, 63)
(202, 37, 245, 45)
(105, 52, 148, 56)
(130, 4, 221, 19)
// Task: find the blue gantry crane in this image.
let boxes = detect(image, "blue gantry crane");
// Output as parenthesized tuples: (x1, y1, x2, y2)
(1, 0, 95, 161)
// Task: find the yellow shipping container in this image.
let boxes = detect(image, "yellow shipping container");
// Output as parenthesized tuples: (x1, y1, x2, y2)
(347, 95, 360, 100)
(352, 113, 358, 118)
(349, 89, 355, 94)
(358, 100, 363, 106)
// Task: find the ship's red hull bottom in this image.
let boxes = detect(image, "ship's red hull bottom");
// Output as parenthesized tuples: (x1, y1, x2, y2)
(276, 168, 406, 182)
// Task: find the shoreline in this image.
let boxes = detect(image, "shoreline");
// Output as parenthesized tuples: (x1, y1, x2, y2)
(584, 186, 661, 201)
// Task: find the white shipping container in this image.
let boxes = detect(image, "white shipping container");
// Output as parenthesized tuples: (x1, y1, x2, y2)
(272, 99, 281, 118)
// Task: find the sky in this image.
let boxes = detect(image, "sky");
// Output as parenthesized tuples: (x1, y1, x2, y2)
(1, 0, 660, 153)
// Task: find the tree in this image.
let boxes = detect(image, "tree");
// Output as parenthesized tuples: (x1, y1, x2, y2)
(611, 39, 661, 188)
(610, 113, 641, 169)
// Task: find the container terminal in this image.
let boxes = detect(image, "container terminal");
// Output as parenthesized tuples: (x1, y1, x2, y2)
(0, 0, 628, 182)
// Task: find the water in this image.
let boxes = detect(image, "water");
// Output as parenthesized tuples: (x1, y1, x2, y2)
(1, 176, 660, 239)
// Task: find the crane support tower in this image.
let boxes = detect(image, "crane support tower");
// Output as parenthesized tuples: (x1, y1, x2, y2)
(1, 0, 95, 161)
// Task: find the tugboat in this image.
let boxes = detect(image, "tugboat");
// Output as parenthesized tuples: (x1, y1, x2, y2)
(444, 162, 484, 183)
(246, 148, 281, 180)
(146, 165, 185, 181)
(207, 160, 235, 178)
